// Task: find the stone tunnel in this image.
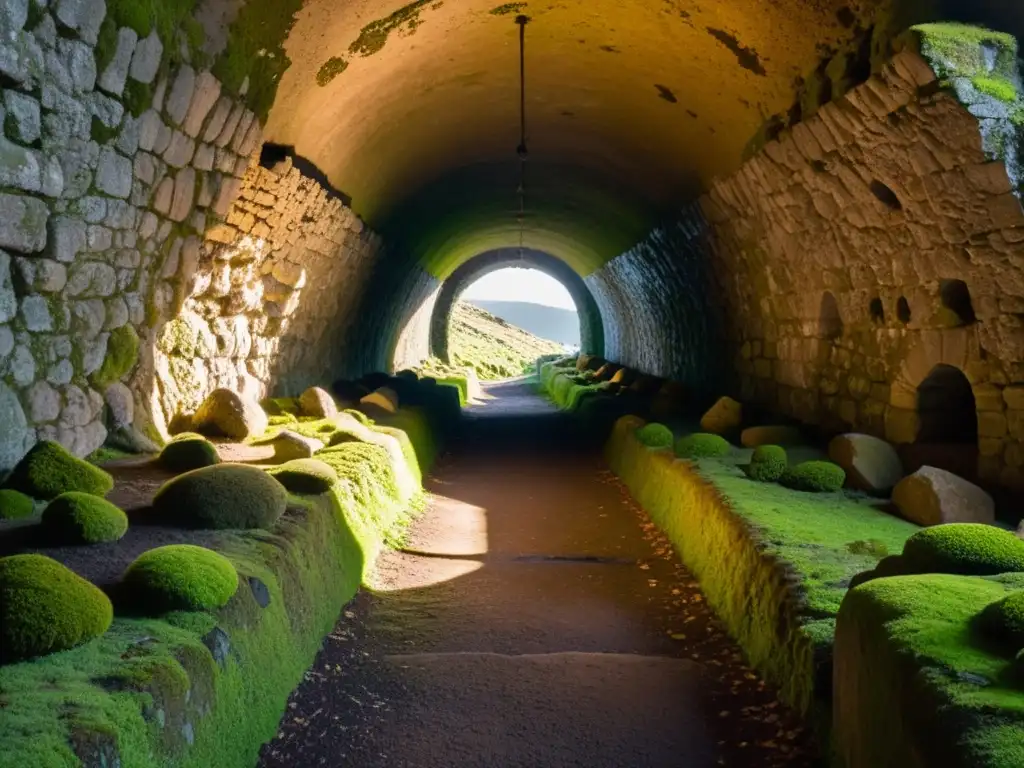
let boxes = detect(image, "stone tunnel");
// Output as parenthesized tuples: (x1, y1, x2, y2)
(2, 0, 1024, 764)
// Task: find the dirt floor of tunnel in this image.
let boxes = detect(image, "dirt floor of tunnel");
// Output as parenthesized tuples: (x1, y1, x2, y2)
(257, 380, 815, 768)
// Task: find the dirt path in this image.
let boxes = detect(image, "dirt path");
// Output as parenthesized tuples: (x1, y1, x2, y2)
(258, 380, 813, 767)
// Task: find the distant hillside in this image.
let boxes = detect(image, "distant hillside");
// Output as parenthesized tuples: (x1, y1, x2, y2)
(465, 300, 580, 346)
(449, 301, 563, 380)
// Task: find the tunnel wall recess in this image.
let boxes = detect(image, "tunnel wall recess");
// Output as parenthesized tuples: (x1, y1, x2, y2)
(428, 249, 604, 362)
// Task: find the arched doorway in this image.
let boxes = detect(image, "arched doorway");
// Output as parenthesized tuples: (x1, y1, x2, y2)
(912, 364, 979, 478)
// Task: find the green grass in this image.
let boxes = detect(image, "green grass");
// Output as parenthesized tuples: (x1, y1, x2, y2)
(449, 302, 563, 381)
(0, 408, 439, 767)
(835, 573, 1024, 768)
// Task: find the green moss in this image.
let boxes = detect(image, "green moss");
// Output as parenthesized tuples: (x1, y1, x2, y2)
(847, 539, 890, 559)
(349, 0, 433, 57)
(343, 408, 372, 426)
(86, 446, 134, 464)
(636, 423, 674, 449)
(903, 524, 1024, 576)
(158, 435, 221, 473)
(675, 433, 731, 459)
(267, 459, 338, 494)
(979, 590, 1024, 650)
(4, 440, 114, 500)
(605, 416, 919, 717)
(153, 464, 288, 530)
(212, 0, 303, 123)
(41, 492, 129, 545)
(262, 398, 302, 416)
(913, 23, 1019, 82)
(781, 460, 846, 493)
(316, 56, 349, 87)
(746, 444, 788, 483)
(92, 325, 140, 388)
(122, 545, 238, 613)
(122, 80, 154, 118)
(837, 574, 1024, 768)
(972, 76, 1018, 104)
(0, 489, 35, 520)
(90, 116, 119, 145)
(490, 2, 527, 14)
(0, 554, 113, 663)
(99, 0, 204, 74)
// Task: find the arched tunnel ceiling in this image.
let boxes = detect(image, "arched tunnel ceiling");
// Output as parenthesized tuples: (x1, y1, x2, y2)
(264, 0, 993, 277)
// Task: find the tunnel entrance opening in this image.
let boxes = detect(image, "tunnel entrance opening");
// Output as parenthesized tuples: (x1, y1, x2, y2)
(909, 364, 979, 480)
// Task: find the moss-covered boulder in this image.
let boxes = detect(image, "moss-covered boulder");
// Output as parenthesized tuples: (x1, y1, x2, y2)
(4, 440, 114, 500)
(902, 524, 1024, 576)
(780, 460, 846, 493)
(0, 554, 113, 662)
(268, 459, 339, 494)
(892, 466, 994, 526)
(636, 423, 674, 449)
(153, 464, 288, 530)
(122, 545, 238, 613)
(978, 590, 1024, 650)
(740, 425, 802, 448)
(0, 489, 35, 520)
(41, 492, 128, 545)
(700, 396, 742, 434)
(746, 445, 788, 482)
(675, 433, 731, 459)
(298, 386, 338, 419)
(158, 434, 221, 472)
(192, 389, 268, 440)
(828, 433, 904, 495)
(270, 430, 324, 461)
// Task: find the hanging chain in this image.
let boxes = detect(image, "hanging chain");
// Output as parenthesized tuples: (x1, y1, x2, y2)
(515, 14, 529, 258)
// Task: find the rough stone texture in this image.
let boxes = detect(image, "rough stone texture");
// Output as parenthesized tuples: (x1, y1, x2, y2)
(4, 89, 40, 143)
(54, 0, 105, 45)
(828, 433, 904, 495)
(192, 387, 268, 440)
(0, 193, 48, 253)
(97, 27, 137, 96)
(299, 386, 337, 419)
(700, 396, 743, 434)
(270, 429, 323, 461)
(129, 31, 161, 84)
(0, 381, 33, 467)
(891, 465, 995, 526)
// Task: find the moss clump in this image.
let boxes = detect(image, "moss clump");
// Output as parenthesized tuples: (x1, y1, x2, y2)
(972, 75, 1018, 102)
(4, 440, 114, 500)
(316, 56, 349, 86)
(913, 23, 1018, 80)
(781, 460, 846, 493)
(267, 459, 339, 494)
(0, 554, 113, 662)
(122, 545, 238, 613)
(635, 423, 674, 449)
(92, 325, 140, 388)
(675, 433, 731, 459)
(41, 492, 129, 545)
(158, 435, 221, 473)
(747, 445, 788, 482)
(343, 408, 372, 426)
(349, 0, 432, 57)
(90, 116, 119, 145)
(978, 590, 1024, 650)
(212, 0, 303, 122)
(122, 80, 154, 117)
(903, 524, 1024, 576)
(153, 464, 287, 530)
(0, 489, 35, 520)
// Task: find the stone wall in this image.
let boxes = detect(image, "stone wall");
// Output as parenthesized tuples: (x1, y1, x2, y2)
(586, 203, 723, 397)
(698, 46, 1024, 489)
(0, 0, 383, 470)
(142, 159, 383, 436)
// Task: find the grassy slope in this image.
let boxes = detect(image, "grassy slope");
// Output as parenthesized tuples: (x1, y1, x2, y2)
(0, 413, 436, 768)
(449, 301, 563, 380)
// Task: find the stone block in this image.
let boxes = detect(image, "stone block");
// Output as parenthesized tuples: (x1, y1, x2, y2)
(271, 430, 324, 461)
(94, 146, 132, 198)
(26, 380, 60, 422)
(165, 65, 195, 127)
(163, 130, 195, 168)
(170, 167, 196, 222)
(128, 30, 162, 84)
(202, 96, 233, 143)
(183, 71, 221, 137)
(828, 433, 904, 494)
(0, 250, 16, 324)
(55, 0, 105, 45)
(892, 466, 994, 526)
(0, 134, 41, 192)
(152, 176, 173, 215)
(0, 193, 47, 253)
(19, 293, 51, 331)
(3, 89, 40, 143)
(0, 380, 32, 470)
(98, 27, 137, 96)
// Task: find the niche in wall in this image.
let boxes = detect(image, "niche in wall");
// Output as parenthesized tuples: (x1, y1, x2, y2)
(916, 364, 978, 444)
(896, 296, 911, 324)
(938, 279, 977, 327)
(869, 297, 885, 324)
(820, 292, 843, 340)
(869, 180, 903, 211)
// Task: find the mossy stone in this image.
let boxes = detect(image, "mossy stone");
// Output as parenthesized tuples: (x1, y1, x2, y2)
(0, 489, 35, 520)
(122, 545, 238, 613)
(268, 459, 339, 494)
(675, 433, 731, 459)
(0, 554, 113, 662)
(978, 590, 1024, 650)
(153, 463, 288, 530)
(747, 445, 788, 483)
(4, 440, 114, 500)
(780, 460, 846, 493)
(903, 524, 1024, 576)
(636, 423, 673, 449)
(41, 492, 128, 545)
(92, 325, 140, 387)
(158, 435, 222, 472)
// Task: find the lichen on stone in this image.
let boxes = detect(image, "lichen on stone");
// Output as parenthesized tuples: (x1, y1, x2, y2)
(316, 57, 349, 87)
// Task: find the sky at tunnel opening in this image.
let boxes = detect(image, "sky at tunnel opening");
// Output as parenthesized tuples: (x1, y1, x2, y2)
(460, 268, 577, 310)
